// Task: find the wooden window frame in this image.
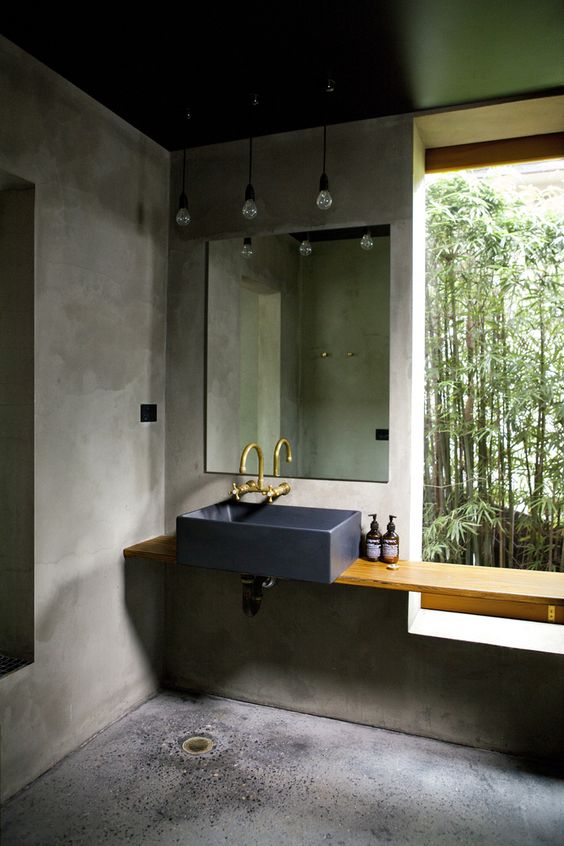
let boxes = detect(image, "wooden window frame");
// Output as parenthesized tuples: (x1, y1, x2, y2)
(423, 133, 564, 625)
(425, 132, 564, 172)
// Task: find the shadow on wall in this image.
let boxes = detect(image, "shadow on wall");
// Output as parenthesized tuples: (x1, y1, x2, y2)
(29, 558, 165, 690)
(0, 558, 166, 802)
(123, 558, 165, 682)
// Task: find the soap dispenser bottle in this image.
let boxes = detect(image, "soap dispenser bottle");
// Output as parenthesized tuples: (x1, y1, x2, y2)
(381, 515, 400, 569)
(365, 514, 382, 561)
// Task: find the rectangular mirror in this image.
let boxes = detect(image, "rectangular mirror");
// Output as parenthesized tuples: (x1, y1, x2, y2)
(206, 225, 390, 482)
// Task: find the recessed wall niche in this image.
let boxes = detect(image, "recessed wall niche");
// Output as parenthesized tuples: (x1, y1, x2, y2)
(0, 168, 35, 675)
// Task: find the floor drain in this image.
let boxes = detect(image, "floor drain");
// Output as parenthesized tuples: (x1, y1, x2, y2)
(182, 736, 214, 755)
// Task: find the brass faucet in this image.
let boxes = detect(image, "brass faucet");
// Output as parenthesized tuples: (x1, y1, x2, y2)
(230, 439, 293, 503)
(240, 442, 265, 488)
(230, 442, 265, 500)
(273, 437, 293, 477)
(266, 437, 293, 502)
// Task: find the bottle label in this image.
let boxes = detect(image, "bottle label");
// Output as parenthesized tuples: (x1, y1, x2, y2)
(382, 542, 398, 558)
(366, 538, 381, 559)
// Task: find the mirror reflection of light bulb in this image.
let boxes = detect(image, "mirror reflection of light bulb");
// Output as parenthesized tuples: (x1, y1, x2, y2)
(299, 239, 312, 256)
(360, 232, 374, 250)
(242, 198, 258, 219)
(316, 173, 332, 210)
(176, 193, 191, 226)
(242, 184, 257, 220)
(241, 237, 253, 258)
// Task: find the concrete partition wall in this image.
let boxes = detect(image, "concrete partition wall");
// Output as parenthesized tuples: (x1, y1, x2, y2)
(0, 38, 169, 800)
(165, 114, 564, 760)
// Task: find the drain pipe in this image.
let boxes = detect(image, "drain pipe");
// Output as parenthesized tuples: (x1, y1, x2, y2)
(241, 574, 277, 616)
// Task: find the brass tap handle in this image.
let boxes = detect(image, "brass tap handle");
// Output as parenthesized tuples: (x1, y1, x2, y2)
(266, 481, 291, 503)
(229, 481, 241, 500)
(273, 438, 293, 477)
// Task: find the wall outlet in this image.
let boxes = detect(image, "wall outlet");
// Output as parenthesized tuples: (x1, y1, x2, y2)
(140, 404, 157, 423)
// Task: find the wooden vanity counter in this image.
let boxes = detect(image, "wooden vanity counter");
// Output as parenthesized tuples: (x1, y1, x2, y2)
(124, 534, 564, 613)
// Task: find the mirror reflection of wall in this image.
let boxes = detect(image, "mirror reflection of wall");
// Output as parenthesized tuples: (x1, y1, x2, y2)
(206, 227, 390, 482)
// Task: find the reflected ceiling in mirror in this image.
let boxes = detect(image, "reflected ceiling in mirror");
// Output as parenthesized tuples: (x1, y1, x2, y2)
(206, 226, 390, 482)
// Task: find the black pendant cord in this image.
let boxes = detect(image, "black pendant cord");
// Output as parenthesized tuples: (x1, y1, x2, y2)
(243, 95, 258, 209)
(179, 108, 190, 205)
(322, 123, 327, 174)
(181, 144, 187, 195)
(248, 93, 258, 185)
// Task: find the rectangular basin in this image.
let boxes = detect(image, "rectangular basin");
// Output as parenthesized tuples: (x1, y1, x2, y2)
(176, 500, 361, 583)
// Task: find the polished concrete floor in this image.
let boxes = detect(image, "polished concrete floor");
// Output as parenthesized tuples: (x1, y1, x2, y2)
(2, 690, 563, 845)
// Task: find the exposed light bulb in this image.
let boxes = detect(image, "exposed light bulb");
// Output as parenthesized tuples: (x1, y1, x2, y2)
(360, 231, 374, 250)
(316, 173, 332, 210)
(242, 183, 257, 220)
(241, 237, 253, 258)
(316, 190, 333, 210)
(176, 207, 191, 226)
(176, 192, 191, 226)
(242, 200, 258, 219)
(299, 238, 312, 256)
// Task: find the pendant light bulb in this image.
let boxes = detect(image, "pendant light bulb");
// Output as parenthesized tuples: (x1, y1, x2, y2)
(360, 230, 374, 250)
(316, 173, 333, 210)
(176, 191, 191, 227)
(242, 184, 258, 220)
(316, 83, 334, 211)
(176, 109, 191, 227)
(242, 95, 259, 221)
(241, 236, 254, 258)
(299, 237, 312, 256)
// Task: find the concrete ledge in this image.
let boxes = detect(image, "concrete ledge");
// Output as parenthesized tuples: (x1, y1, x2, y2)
(408, 593, 564, 655)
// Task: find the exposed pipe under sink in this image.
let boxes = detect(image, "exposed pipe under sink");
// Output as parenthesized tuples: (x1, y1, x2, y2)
(241, 574, 277, 616)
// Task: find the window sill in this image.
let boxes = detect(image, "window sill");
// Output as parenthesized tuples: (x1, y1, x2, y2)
(407, 595, 564, 654)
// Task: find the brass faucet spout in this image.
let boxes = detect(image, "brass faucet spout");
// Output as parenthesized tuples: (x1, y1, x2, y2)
(273, 437, 293, 477)
(239, 442, 265, 490)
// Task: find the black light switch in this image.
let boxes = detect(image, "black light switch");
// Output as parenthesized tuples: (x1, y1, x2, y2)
(140, 404, 157, 422)
(375, 428, 389, 441)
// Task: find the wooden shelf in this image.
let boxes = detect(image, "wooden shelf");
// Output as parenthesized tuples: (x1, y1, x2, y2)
(124, 535, 176, 563)
(335, 558, 564, 606)
(123, 535, 564, 607)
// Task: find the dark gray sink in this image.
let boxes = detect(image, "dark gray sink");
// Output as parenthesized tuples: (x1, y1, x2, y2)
(176, 500, 361, 583)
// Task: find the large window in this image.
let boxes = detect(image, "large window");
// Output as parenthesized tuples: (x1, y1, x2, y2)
(423, 157, 563, 573)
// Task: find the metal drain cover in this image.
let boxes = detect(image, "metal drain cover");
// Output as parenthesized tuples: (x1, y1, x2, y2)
(182, 736, 214, 755)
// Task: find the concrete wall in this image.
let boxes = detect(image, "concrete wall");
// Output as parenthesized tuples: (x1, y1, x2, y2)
(165, 113, 564, 761)
(167, 113, 415, 535)
(0, 186, 34, 662)
(0, 38, 168, 800)
(165, 569, 564, 760)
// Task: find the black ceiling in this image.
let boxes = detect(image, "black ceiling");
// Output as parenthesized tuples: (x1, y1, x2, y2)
(2, 1, 563, 151)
